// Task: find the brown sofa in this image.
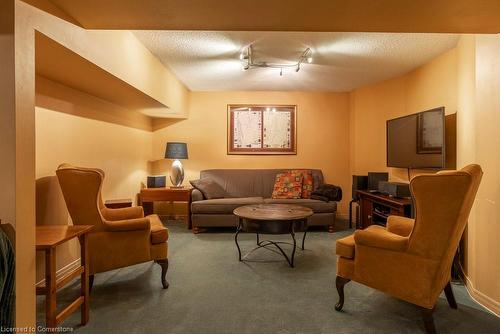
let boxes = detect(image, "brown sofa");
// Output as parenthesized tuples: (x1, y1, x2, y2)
(191, 169, 337, 233)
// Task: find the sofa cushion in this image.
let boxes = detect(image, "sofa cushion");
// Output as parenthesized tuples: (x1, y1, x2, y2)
(289, 169, 314, 198)
(263, 198, 337, 213)
(271, 172, 303, 199)
(336, 234, 355, 259)
(148, 214, 169, 244)
(192, 197, 264, 214)
(190, 178, 226, 199)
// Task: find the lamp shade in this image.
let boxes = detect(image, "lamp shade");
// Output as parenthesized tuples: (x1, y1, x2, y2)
(165, 142, 188, 159)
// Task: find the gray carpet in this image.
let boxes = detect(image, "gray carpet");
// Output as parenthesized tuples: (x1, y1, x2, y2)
(36, 219, 500, 333)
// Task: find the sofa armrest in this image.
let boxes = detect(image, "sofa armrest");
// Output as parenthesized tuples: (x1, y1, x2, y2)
(103, 217, 150, 232)
(387, 216, 415, 237)
(354, 225, 409, 252)
(191, 189, 204, 202)
(101, 206, 144, 221)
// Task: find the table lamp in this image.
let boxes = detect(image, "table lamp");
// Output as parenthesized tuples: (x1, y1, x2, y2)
(165, 142, 188, 187)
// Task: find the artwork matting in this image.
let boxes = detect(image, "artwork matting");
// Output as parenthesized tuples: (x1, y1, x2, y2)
(227, 104, 297, 155)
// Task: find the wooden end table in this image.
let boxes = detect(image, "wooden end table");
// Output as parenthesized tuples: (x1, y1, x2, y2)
(36, 225, 93, 328)
(139, 187, 193, 229)
(233, 204, 313, 268)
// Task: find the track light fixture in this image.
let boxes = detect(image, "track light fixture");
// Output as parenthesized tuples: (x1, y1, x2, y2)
(239, 45, 313, 76)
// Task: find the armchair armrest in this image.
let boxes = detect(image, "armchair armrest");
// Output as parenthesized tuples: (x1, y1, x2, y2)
(103, 217, 150, 232)
(354, 225, 409, 252)
(101, 206, 144, 221)
(387, 216, 415, 237)
(191, 189, 204, 202)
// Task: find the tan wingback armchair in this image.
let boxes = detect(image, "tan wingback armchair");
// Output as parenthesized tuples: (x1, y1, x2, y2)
(56, 164, 170, 289)
(334, 165, 482, 333)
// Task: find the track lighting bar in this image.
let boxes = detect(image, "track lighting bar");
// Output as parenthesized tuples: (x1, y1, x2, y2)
(239, 45, 313, 75)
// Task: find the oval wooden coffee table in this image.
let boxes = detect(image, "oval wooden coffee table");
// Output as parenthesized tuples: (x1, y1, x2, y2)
(233, 204, 313, 267)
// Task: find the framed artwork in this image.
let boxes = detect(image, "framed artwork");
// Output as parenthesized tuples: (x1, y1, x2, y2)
(417, 109, 444, 154)
(227, 105, 297, 155)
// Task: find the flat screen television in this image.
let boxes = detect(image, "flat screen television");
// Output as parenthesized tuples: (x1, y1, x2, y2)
(386, 107, 445, 168)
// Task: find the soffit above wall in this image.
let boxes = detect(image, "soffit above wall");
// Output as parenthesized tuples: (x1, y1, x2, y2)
(35, 32, 173, 118)
(133, 31, 459, 92)
(23, 0, 500, 33)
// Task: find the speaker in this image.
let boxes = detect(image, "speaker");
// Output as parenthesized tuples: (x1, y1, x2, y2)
(352, 175, 368, 200)
(147, 175, 166, 188)
(378, 181, 411, 198)
(368, 172, 389, 191)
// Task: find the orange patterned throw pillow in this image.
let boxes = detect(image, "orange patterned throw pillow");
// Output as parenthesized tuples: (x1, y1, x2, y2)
(271, 172, 303, 199)
(289, 169, 314, 199)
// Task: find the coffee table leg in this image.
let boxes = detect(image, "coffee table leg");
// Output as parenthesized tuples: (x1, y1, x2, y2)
(256, 233, 260, 245)
(301, 230, 307, 250)
(290, 225, 297, 268)
(235, 218, 242, 261)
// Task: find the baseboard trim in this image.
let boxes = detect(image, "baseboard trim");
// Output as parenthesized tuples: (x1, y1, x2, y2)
(36, 258, 81, 287)
(459, 264, 500, 317)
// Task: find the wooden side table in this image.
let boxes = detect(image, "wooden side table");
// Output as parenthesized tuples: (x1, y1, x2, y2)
(36, 225, 93, 328)
(104, 198, 133, 209)
(356, 190, 412, 229)
(139, 187, 193, 229)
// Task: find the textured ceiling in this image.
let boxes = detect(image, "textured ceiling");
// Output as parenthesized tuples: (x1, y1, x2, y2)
(133, 31, 459, 92)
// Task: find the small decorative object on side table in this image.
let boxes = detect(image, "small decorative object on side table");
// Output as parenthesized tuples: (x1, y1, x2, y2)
(165, 142, 188, 187)
(139, 187, 193, 229)
(104, 198, 133, 209)
(36, 225, 93, 329)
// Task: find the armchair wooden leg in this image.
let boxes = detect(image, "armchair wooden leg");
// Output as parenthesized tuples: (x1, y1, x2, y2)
(156, 259, 169, 289)
(89, 274, 94, 293)
(444, 281, 458, 309)
(421, 307, 436, 334)
(334, 275, 350, 311)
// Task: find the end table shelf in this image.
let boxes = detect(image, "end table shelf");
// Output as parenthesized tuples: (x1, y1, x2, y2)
(36, 225, 93, 328)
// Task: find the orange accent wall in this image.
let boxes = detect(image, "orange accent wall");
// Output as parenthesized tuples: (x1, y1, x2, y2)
(151, 91, 351, 216)
(349, 47, 457, 182)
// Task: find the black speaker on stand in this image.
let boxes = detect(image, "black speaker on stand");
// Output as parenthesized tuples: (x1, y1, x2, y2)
(350, 175, 368, 229)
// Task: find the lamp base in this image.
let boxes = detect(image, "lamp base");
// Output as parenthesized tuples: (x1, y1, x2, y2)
(169, 159, 184, 187)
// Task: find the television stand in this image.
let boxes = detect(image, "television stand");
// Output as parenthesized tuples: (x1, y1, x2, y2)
(356, 190, 412, 229)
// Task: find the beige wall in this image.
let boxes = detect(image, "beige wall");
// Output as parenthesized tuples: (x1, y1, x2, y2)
(152, 91, 351, 216)
(350, 48, 458, 183)
(456, 34, 477, 296)
(465, 34, 500, 314)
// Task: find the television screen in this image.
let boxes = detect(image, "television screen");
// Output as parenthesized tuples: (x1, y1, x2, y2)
(386, 107, 445, 168)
